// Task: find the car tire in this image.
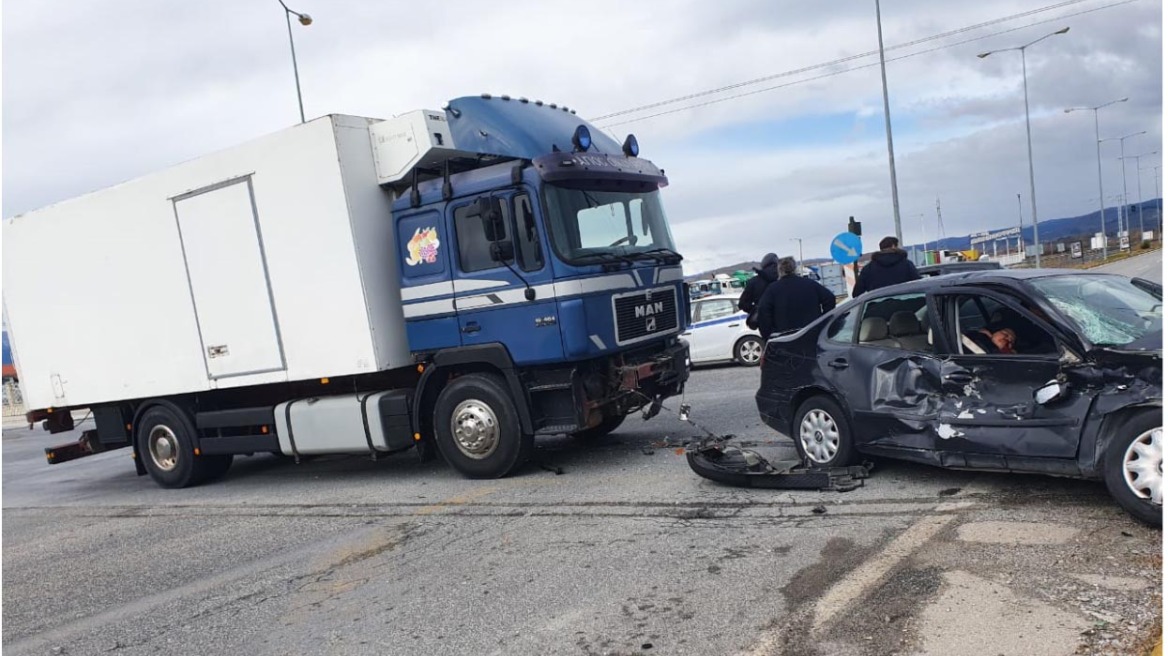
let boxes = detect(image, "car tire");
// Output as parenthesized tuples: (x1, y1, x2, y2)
(1103, 410, 1162, 526)
(734, 336, 763, 366)
(434, 373, 532, 479)
(572, 414, 626, 440)
(792, 395, 856, 467)
(136, 404, 203, 488)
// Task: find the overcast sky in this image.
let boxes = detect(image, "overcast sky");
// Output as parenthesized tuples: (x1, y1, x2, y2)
(3, 0, 1162, 273)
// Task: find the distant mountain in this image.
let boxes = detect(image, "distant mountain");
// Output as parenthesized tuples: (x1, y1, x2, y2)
(687, 199, 1162, 278)
(904, 199, 1162, 252)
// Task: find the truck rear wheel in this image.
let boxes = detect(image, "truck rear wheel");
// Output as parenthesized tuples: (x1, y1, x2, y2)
(136, 404, 202, 488)
(433, 373, 532, 478)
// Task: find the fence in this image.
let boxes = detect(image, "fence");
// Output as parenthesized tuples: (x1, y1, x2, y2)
(3, 380, 25, 418)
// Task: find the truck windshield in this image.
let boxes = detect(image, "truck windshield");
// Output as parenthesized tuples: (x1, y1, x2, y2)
(543, 185, 676, 264)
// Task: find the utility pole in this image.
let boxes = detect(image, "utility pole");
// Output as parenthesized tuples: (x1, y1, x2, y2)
(1017, 193, 1024, 255)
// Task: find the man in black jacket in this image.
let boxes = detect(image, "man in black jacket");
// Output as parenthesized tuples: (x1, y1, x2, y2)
(852, 236, 920, 297)
(737, 252, 779, 330)
(757, 257, 837, 339)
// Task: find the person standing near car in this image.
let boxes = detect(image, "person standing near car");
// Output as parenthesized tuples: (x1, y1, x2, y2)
(852, 236, 920, 297)
(738, 252, 779, 330)
(757, 257, 837, 339)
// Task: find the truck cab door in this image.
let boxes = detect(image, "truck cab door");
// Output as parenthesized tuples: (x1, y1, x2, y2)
(450, 192, 564, 364)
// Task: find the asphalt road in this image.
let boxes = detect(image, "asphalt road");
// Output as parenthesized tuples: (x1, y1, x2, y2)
(2, 252, 1161, 656)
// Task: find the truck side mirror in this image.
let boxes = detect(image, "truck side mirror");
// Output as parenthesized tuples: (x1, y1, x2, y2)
(476, 197, 506, 242)
(490, 240, 515, 262)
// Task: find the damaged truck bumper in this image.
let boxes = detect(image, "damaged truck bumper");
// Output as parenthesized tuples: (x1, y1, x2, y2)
(686, 437, 872, 491)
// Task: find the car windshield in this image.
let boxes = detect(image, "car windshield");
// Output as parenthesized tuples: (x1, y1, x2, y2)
(543, 185, 676, 263)
(1030, 275, 1163, 348)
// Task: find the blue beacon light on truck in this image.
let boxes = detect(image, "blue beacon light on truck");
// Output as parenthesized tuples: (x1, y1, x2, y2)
(571, 125, 592, 152)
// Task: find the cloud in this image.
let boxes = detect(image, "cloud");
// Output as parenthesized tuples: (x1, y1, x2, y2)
(3, 0, 1162, 278)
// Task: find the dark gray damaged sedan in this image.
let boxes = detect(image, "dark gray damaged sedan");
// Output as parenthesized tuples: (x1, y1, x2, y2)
(756, 269, 1163, 525)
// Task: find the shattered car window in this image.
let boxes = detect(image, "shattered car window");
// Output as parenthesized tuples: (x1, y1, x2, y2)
(951, 295, 1057, 355)
(1031, 275, 1163, 348)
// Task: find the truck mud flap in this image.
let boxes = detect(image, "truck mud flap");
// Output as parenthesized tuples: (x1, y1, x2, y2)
(686, 437, 872, 492)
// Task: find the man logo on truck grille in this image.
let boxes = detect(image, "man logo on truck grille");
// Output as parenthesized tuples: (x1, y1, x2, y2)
(634, 301, 664, 318)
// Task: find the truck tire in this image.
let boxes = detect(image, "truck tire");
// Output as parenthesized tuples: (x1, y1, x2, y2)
(433, 373, 532, 478)
(199, 455, 234, 483)
(572, 414, 625, 440)
(136, 404, 203, 488)
(1103, 410, 1162, 526)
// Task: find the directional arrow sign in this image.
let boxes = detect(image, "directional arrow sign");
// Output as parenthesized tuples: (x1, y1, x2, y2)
(830, 232, 863, 265)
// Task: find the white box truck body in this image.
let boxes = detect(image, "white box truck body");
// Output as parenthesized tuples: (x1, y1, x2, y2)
(5, 115, 410, 409)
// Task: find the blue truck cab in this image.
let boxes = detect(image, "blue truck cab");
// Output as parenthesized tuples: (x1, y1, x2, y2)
(382, 95, 689, 474)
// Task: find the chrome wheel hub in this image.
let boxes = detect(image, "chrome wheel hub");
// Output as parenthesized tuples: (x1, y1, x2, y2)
(451, 399, 500, 460)
(1123, 427, 1162, 505)
(799, 409, 840, 464)
(148, 425, 180, 472)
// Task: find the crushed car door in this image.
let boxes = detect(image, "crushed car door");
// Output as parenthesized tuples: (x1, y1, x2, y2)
(820, 291, 946, 452)
(931, 288, 1095, 462)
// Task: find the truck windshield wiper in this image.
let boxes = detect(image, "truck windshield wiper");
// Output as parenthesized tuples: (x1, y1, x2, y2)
(637, 247, 684, 263)
(574, 252, 637, 268)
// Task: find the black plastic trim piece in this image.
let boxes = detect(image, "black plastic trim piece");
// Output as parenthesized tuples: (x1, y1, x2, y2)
(199, 435, 280, 455)
(196, 407, 275, 429)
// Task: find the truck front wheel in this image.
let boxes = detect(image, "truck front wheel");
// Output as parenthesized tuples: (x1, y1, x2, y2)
(136, 404, 202, 488)
(433, 373, 532, 478)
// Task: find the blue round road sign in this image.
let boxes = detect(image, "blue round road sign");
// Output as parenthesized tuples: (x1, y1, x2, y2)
(830, 232, 863, 265)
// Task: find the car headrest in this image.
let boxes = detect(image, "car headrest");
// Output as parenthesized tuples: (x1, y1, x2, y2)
(888, 311, 920, 337)
(859, 317, 888, 342)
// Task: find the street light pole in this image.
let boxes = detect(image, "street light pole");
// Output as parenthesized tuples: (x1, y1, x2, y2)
(1101, 131, 1145, 247)
(1121, 151, 1158, 239)
(978, 27, 1070, 269)
(874, 0, 902, 245)
(1016, 192, 1024, 256)
(277, 0, 313, 124)
(790, 238, 804, 273)
(1142, 164, 1162, 237)
(1065, 97, 1127, 261)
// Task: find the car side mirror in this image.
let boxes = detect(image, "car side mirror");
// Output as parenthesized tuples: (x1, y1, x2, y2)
(1035, 380, 1067, 405)
(490, 240, 515, 262)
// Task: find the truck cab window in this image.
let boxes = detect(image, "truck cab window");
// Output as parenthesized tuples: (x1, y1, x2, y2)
(454, 199, 511, 273)
(513, 194, 543, 272)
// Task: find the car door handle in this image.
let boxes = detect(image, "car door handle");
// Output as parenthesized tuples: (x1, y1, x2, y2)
(829, 358, 849, 370)
(728, 323, 740, 328)
(945, 370, 973, 384)
(462, 322, 481, 334)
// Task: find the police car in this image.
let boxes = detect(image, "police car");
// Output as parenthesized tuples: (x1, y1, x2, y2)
(681, 293, 763, 366)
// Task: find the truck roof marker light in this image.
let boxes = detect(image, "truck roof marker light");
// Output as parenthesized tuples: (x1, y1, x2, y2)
(481, 93, 492, 99)
(519, 97, 529, 103)
(320, 377, 329, 384)
(572, 125, 592, 152)
(622, 134, 639, 157)
(549, 103, 558, 109)
(501, 94, 511, 101)
(535, 100, 544, 106)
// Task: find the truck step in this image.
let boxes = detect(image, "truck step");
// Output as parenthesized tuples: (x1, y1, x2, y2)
(536, 423, 580, 436)
(527, 383, 574, 393)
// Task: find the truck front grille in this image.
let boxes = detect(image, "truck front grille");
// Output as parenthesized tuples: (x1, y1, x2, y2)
(613, 287, 678, 345)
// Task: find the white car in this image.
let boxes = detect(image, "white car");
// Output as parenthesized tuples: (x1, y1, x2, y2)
(682, 293, 763, 366)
